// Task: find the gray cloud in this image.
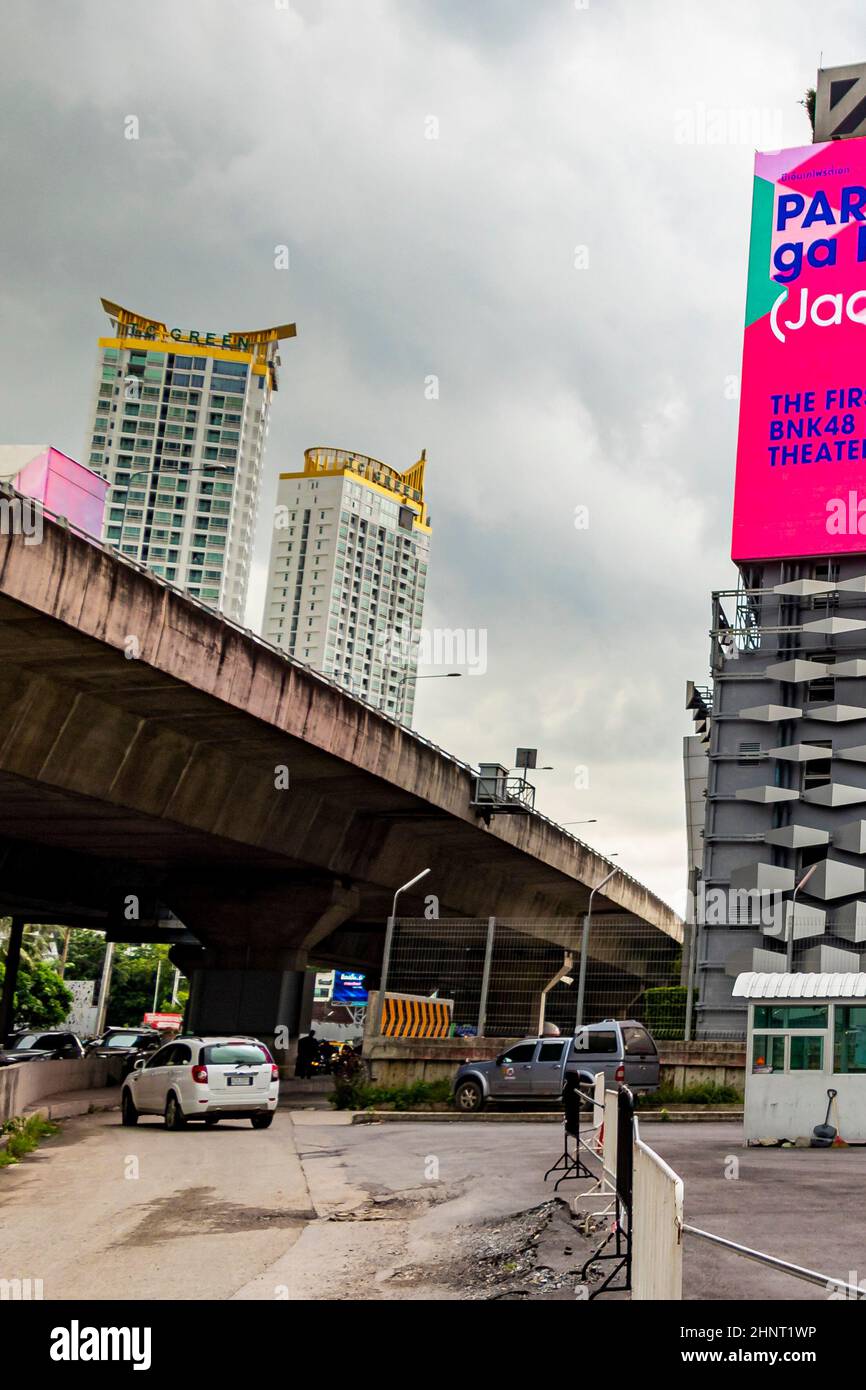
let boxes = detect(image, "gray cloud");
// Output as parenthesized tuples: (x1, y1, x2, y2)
(0, 0, 850, 907)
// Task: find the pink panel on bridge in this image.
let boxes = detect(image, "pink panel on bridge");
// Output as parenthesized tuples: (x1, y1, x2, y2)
(13, 448, 108, 539)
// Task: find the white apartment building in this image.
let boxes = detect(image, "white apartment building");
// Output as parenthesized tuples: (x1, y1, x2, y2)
(264, 446, 431, 724)
(86, 298, 295, 623)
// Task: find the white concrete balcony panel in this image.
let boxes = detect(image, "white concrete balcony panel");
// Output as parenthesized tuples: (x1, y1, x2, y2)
(764, 824, 830, 849)
(773, 579, 837, 596)
(834, 900, 866, 942)
(739, 704, 803, 722)
(730, 862, 796, 894)
(832, 820, 866, 854)
(736, 785, 800, 804)
(802, 859, 866, 901)
(808, 705, 866, 723)
(803, 783, 866, 807)
(764, 659, 830, 682)
(784, 902, 827, 939)
(833, 659, 866, 677)
(802, 617, 866, 635)
(800, 943, 862, 972)
(724, 946, 787, 977)
(767, 743, 833, 762)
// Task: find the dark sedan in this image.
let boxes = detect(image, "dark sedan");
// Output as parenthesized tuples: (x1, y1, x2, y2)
(85, 1028, 163, 1079)
(1, 1030, 86, 1064)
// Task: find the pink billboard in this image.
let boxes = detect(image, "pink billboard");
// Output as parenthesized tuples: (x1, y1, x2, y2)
(732, 137, 866, 561)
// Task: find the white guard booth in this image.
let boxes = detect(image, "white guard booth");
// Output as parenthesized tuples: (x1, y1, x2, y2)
(733, 971, 866, 1144)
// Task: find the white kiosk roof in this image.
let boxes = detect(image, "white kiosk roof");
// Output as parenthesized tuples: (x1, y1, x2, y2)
(733, 971, 866, 1000)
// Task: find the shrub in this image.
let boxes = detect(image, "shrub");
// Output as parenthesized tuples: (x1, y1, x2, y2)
(331, 1078, 453, 1111)
(634, 1082, 743, 1108)
(643, 986, 688, 1040)
(0, 1113, 60, 1167)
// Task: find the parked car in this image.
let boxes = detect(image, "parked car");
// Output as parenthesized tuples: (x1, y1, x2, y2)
(452, 1019, 660, 1113)
(121, 1036, 280, 1129)
(1, 1030, 86, 1064)
(85, 1028, 163, 1079)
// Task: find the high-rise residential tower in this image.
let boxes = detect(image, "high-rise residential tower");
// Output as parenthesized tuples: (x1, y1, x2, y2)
(86, 299, 295, 623)
(263, 446, 431, 724)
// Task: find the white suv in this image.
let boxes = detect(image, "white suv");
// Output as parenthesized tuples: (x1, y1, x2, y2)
(121, 1036, 279, 1130)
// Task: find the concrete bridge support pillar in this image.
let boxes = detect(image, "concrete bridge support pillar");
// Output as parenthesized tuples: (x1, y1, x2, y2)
(172, 879, 360, 1070)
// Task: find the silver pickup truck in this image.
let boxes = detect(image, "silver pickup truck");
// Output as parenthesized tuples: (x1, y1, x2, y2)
(452, 1019, 660, 1112)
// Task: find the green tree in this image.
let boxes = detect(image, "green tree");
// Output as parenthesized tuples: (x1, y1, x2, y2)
(0, 960, 73, 1029)
(0, 919, 64, 968)
(62, 929, 107, 981)
(106, 944, 185, 1027)
(801, 87, 816, 133)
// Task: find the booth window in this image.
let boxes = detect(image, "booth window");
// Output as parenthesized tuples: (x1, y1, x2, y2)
(752, 1009, 826, 1072)
(789, 1035, 823, 1070)
(834, 1006, 866, 1073)
(754, 1005, 827, 1030)
(752, 1034, 785, 1072)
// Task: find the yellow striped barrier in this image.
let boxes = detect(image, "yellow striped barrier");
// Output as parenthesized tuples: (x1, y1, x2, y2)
(381, 993, 453, 1039)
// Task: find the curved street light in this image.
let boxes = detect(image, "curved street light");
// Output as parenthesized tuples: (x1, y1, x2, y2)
(377, 869, 432, 1034)
(575, 866, 620, 1029)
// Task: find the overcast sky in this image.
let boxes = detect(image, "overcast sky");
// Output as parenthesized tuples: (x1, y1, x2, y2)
(2, 0, 860, 911)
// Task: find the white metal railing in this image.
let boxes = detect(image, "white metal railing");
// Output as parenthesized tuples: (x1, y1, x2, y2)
(632, 1116, 684, 1300)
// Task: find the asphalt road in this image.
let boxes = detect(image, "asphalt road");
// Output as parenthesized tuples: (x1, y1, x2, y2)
(4, 1111, 865, 1301)
(643, 1122, 866, 1301)
(0, 1109, 314, 1300)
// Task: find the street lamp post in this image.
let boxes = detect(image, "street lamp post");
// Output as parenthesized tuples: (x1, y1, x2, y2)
(376, 868, 431, 1035)
(786, 864, 818, 972)
(575, 867, 619, 1030)
(391, 670, 462, 721)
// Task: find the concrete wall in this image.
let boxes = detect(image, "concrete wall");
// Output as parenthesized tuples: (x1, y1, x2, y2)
(0, 1058, 111, 1124)
(744, 1071, 865, 1142)
(659, 1040, 745, 1092)
(363, 1035, 512, 1087)
(362, 1037, 746, 1092)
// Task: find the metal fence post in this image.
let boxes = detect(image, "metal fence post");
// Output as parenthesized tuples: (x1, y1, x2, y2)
(376, 914, 396, 1036)
(575, 912, 591, 1029)
(684, 869, 699, 1042)
(477, 917, 496, 1036)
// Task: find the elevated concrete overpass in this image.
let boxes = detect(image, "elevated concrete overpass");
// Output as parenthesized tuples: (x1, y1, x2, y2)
(0, 501, 680, 1039)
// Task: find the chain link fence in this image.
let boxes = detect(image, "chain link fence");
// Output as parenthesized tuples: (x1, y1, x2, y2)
(383, 916, 683, 1039)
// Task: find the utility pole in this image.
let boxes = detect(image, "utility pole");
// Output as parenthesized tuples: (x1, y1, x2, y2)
(58, 927, 71, 979)
(94, 941, 115, 1036)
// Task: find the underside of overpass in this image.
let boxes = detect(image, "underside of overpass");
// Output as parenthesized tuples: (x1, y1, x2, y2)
(0, 507, 681, 1042)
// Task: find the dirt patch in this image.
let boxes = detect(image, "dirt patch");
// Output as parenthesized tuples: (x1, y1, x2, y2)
(383, 1198, 613, 1300)
(327, 1185, 457, 1222)
(113, 1185, 316, 1247)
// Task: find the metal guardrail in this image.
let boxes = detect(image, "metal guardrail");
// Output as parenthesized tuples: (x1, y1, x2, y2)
(683, 1225, 865, 1298)
(0, 482, 659, 905)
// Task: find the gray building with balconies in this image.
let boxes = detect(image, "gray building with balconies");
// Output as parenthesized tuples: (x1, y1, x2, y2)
(693, 559, 866, 1036)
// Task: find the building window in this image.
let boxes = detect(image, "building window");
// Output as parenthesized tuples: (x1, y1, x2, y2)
(834, 1006, 866, 1073)
(807, 658, 836, 704)
(802, 740, 832, 790)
